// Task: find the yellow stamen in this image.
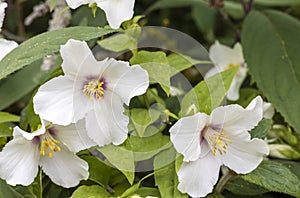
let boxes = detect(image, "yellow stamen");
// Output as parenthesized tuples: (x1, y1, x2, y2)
(204, 129, 232, 156)
(82, 80, 105, 101)
(39, 131, 61, 158)
(225, 63, 237, 70)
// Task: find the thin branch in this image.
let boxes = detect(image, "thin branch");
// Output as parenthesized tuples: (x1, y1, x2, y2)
(240, 0, 248, 14)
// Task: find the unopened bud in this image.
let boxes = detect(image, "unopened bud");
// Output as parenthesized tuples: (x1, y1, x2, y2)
(269, 144, 300, 160)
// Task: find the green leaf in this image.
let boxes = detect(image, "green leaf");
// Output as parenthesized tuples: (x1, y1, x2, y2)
(0, 27, 116, 80)
(97, 145, 135, 185)
(130, 106, 166, 137)
(167, 53, 212, 76)
(124, 132, 171, 162)
(0, 59, 43, 110)
(180, 66, 239, 116)
(0, 179, 36, 198)
(20, 98, 41, 131)
(148, 0, 207, 11)
(154, 147, 188, 198)
(0, 124, 12, 137)
(254, 0, 300, 6)
(192, 5, 217, 42)
(242, 10, 300, 132)
(98, 34, 136, 52)
(80, 156, 111, 187)
(250, 118, 273, 139)
(0, 112, 19, 123)
(225, 177, 269, 196)
(242, 160, 300, 197)
(71, 185, 110, 198)
(130, 50, 171, 95)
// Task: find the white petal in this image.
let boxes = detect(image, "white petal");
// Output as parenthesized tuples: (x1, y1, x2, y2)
(0, 2, 7, 29)
(65, 0, 93, 9)
(103, 59, 149, 105)
(86, 91, 129, 146)
(0, 39, 18, 61)
(40, 145, 89, 188)
(60, 39, 109, 81)
(33, 76, 93, 125)
(263, 102, 275, 119)
(12, 119, 46, 141)
(220, 137, 269, 174)
(169, 113, 209, 162)
(209, 41, 244, 68)
(177, 153, 221, 197)
(210, 96, 263, 133)
(96, 0, 135, 29)
(0, 134, 39, 186)
(226, 67, 247, 101)
(55, 119, 97, 153)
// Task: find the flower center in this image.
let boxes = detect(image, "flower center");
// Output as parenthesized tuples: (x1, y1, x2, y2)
(82, 79, 105, 101)
(203, 127, 232, 156)
(225, 63, 238, 70)
(39, 129, 61, 158)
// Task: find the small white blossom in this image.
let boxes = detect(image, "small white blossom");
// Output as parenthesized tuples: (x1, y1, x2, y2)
(0, 119, 96, 187)
(0, 2, 18, 61)
(205, 41, 247, 101)
(65, 0, 135, 29)
(0, 2, 7, 29)
(33, 39, 149, 147)
(169, 96, 269, 197)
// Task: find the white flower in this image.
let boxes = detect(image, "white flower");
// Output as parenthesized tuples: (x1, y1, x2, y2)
(205, 41, 247, 101)
(65, 0, 135, 29)
(0, 119, 96, 187)
(169, 96, 269, 197)
(33, 39, 149, 146)
(263, 101, 275, 119)
(0, 2, 18, 61)
(0, 39, 18, 61)
(0, 2, 7, 29)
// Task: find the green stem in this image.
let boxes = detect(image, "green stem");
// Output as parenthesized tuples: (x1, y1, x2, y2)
(213, 170, 236, 195)
(143, 94, 150, 109)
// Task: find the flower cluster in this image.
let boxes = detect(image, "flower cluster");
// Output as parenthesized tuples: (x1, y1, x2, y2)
(0, 39, 149, 187)
(0, 2, 272, 196)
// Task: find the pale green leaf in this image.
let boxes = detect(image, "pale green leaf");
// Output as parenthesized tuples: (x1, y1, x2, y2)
(167, 53, 212, 76)
(97, 145, 135, 185)
(71, 185, 110, 198)
(0, 112, 19, 123)
(98, 34, 136, 52)
(0, 124, 12, 137)
(242, 10, 300, 132)
(154, 147, 188, 198)
(130, 50, 171, 95)
(124, 132, 171, 162)
(180, 66, 239, 116)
